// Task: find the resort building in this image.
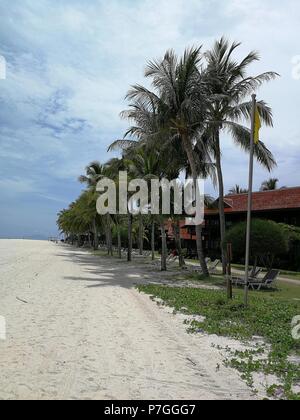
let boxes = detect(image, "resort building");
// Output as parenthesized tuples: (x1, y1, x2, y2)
(166, 187, 300, 266)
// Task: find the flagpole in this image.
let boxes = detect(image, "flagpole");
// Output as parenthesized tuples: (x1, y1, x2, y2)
(244, 94, 257, 307)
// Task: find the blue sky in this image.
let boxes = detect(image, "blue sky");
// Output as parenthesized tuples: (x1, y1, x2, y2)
(0, 0, 299, 238)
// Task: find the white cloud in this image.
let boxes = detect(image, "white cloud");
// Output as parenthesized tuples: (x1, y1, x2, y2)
(0, 0, 300, 235)
(0, 177, 39, 194)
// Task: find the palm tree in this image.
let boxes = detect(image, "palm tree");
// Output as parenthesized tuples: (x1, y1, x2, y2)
(228, 185, 248, 195)
(125, 147, 158, 256)
(105, 157, 129, 259)
(78, 161, 107, 187)
(117, 48, 216, 276)
(204, 37, 278, 273)
(57, 191, 100, 248)
(109, 140, 183, 270)
(79, 162, 101, 251)
(79, 161, 112, 253)
(260, 178, 279, 191)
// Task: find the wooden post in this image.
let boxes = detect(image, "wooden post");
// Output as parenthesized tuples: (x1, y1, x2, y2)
(227, 242, 233, 300)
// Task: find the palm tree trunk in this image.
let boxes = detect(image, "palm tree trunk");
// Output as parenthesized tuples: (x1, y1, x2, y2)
(173, 220, 185, 267)
(106, 229, 110, 255)
(215, 130, 227, 275)
(93, 217, 98, 251)
(182, 133, 209, 276)
(106, 214, 113, 256)
(139, 213, 143, 256)
(151, 219, 155, 261)
(117, 227, 122, 259)
(127, 213, 133, 262)
(109, 227, 113, 256)
(107, 228, 113, 256)
(160, 219, 167, 271)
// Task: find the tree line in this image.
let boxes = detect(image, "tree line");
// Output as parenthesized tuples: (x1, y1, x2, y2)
(57, 38, 278, 276)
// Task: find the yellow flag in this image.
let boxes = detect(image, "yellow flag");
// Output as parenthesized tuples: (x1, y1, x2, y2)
(254, 106, 261, 144)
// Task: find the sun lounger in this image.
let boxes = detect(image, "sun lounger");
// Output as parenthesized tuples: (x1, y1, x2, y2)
(208, 259, 220, 274)
(185, 259, 220, 275)
(249, 269, 280, 290)
(232, 267, 262, 286)
(232, 269, 279, 290)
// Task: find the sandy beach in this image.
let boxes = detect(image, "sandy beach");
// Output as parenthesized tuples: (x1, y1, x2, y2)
(0, 240, 254, 400)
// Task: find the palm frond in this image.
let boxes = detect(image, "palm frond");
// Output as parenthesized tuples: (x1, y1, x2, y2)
(232, 72, 279, 99)
(108, 139, 138, 152)
(225, 121, 277, 171)
(228, 100, 274, 126)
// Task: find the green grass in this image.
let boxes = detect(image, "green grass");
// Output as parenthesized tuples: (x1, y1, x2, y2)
(179, 272, 300, 302)
(280, 272, 300, 281)
(268, 281, 300, 302)
(183, 272, 227, 287)
(137, 283, 300, 399)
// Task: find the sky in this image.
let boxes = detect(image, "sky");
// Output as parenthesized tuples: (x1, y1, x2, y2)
(0, 0, 299, 238)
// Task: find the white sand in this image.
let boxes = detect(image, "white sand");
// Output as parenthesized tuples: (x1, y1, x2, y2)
(0, 240, 256, 400)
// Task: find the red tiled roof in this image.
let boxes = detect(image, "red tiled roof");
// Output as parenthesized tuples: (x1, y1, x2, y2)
(222, 187, 300, 213)
(166, 188, 300, 239)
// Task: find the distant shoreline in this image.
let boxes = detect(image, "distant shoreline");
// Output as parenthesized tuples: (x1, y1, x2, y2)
(0, 237, 50, 241)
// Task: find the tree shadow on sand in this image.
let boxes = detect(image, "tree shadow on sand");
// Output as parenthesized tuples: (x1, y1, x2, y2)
(54, 244, 181, 290)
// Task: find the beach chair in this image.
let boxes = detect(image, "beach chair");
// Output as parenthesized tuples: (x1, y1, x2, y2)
(185, 258, 214, 274)
(188, 265, 203, 274)
(250, 267, 263, 278)
(208, 259, 220, 274)
(167, 256, 179, 266)
(232, 267, 262, 286)
(249, 269, 280, 291)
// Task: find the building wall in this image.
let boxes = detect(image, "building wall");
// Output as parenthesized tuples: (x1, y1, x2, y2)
(174, 208, 300, 260)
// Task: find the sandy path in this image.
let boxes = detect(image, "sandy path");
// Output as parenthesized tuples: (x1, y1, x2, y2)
(0, 240, 254, 400)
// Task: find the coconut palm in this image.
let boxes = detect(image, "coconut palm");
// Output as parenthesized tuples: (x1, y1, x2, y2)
(228, 185, 248, 195)
(110, 140, 183, 270)
(110, 121, 215, 271)
(78, 161, 107, 187)
(57, 190, 99, 248)
(203, 37, 278, 272)
(260, 178, 279, 191)
(117, 48, 215, 276)
(125, 147, 158, 256)
(78, 161, 107, 251)
(105, 157, 129, 259)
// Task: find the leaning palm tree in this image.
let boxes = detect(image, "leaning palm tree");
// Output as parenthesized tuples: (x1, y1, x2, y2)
(260, 178, 279, 191)
(117, 48, 214, 276)
(203, 37, 278, 272)
(105, 157, 128, 259)
(110, 139, 184, 270)
(78, 161, 107, 187)
(125, 148, 157, 256)
(79, 161, 111, 252)
(228, 185, 248, 195)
